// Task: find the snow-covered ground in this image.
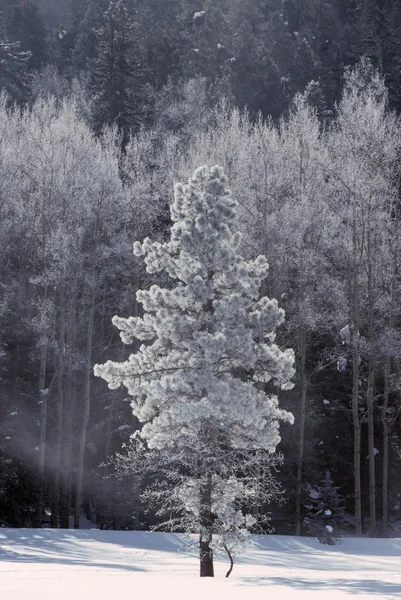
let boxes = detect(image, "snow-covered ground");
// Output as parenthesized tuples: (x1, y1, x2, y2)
(0, 529, 400, 599)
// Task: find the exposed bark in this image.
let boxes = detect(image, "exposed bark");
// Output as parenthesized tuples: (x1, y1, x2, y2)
(59, 403, 72, 528)
(197, 284, 215, 577)
(294, 146, 310, 537)
(367, 360, 376, 536)
(60, 290, 77, 529)
(35, 189, 52, 528)
(352, 336, 362, 534)
(382, 356, 390, 535)
(34, 338, 49, 528)
(199, 469, 214, 578)
(366, 208, 377, 537)
(74, 293, 96, 529)
(224, 544, 234, 578)
(295, 327, 307, 536)
(104, 396, 117, 466)
(397, 361, 401, 407)
(51, 284, 66, 528)
(199, 536, 214, 577)
(351, 208, 362, 535)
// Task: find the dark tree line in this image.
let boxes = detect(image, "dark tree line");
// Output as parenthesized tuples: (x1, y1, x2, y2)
(2, 1, 401, 124)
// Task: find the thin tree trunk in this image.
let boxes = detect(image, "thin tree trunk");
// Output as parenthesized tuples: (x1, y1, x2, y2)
(74, 293, 96, 529)
(51, 284, 66, 528)
(382, 356, 390, 535)
(17, 270, 26, 309)
(35, 200, 51, 528)
(103, 341, 126, 466)
(35, 339, 49, 528)
(224, 544, 234, 578)
(397, 361, 401, 406)
(295, 327, 307, 536)
(366, 215, 376, 537)
(60, 290, 76, 529)
(367, 360, 376, 536)
(59, 396, 72, 529)
(104, 397, 117, 466)
(351, 208, 362, 534)
(352, 336, 362, 534)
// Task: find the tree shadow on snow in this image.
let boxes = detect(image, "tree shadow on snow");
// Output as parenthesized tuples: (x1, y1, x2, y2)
(240, 576, 401, 598)
(0, 530, 146, 572)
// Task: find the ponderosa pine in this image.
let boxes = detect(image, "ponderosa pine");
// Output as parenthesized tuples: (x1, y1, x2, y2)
(95, 165, 295, 576)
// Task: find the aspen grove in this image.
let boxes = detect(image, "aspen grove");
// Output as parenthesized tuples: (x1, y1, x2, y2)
(1, 57, 401, 546)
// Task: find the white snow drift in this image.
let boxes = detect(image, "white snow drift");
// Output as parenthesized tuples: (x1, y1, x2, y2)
(0, 529, 400, 599)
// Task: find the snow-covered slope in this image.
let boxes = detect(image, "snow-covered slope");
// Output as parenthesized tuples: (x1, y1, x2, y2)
(0, 529, 400, 599)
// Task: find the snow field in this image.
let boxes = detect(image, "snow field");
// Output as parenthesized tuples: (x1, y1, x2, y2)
(0, 530, 401, 599)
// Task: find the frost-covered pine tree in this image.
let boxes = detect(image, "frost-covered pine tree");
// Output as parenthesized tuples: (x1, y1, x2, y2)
(95, 165, 295, 577)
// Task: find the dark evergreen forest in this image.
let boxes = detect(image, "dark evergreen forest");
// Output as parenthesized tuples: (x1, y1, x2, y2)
(3, 1, 401, 127)
(1, 0, 401, 541)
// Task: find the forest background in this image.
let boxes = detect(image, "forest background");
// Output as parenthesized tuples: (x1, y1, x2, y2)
(0, 0, 401, 540)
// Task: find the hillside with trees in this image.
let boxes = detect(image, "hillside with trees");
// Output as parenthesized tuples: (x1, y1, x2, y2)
(0, 0, 401, 546)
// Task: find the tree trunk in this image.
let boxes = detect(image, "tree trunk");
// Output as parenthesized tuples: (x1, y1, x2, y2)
(199, 538, 214, 577)
(35, 202, 51, 528)
(352, 353, 362, 534)
(104, 396, 116, 465)
(59, 395, 72, 529)
(367, 361, 376, 536)
(351, 329, 362, 535)
(74, 294, 95, 529)
(366, 215, 377, 537)
(51, 284, 66, 528)
(35, 339, 49, 528)
(382, 356, 390, 535)
(60, 290, 77, 529)
(224, 544, 234, 578)
(198, 289, 215, 577)
(199, 470, 214, 578)
(351, 209, 362, 534)
(295, 327, 307, 536)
